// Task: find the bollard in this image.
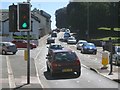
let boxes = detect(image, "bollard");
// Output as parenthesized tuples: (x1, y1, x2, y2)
(101, 51, 109, 69)
(24, 50, 28, 61)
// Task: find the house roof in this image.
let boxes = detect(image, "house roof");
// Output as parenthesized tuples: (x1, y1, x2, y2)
(32, 8, 51, 19)
(40, 10, 51, 19)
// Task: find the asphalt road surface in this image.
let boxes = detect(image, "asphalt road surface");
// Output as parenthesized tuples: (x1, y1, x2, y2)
(1, 32, 119, 89)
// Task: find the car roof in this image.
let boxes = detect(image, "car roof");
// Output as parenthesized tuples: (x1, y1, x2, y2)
(50, 43, 61, 46)
(1, 42, 13, 44)
(52, 48, 73, 53)
(87, 43, 95, 45)
(78, 40, 87, 42)
(1, 42, 15, 45)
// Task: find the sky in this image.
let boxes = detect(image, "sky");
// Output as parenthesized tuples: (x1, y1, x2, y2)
(0, 0, 70, 29)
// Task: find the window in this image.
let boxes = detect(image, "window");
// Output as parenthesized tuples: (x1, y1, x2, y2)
(54, 52, 77, 61)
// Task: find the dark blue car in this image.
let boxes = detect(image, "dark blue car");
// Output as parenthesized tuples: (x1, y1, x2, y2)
(81, 43, 97, 54)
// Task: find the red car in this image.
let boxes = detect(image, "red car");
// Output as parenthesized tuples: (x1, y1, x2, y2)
(12, 40, 37, 49)
(46, 49, 81, 77)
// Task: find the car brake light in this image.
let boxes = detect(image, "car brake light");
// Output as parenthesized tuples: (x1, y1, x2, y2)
(51, 62, 58, 68)
(75, 59, 80, 65)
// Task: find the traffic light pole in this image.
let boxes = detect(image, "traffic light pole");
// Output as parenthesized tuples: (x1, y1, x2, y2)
(27, 31, 30, 84)
(27, 0, 31, 84)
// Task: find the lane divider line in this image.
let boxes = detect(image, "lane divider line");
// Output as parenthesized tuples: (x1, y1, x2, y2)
(34, 47, 44, 88)
(6, 56, 16, 88)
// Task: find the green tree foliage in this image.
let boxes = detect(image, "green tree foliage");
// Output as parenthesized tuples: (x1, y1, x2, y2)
(55, 2, 119, 39)
(55, 7, 68, 28)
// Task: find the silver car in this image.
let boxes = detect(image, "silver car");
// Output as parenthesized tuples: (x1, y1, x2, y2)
(112, 46, 120, 65)
(67, 36, 76, 44)
(76, 40, 88, 50)
(0, 42, 18, 55)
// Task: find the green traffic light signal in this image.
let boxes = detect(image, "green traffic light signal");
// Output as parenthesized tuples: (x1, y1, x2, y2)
(22, 22, 27, 28)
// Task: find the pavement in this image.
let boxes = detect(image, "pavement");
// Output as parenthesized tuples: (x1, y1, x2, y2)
(1, 55, 42, 89)
(82, 48, 120, 83)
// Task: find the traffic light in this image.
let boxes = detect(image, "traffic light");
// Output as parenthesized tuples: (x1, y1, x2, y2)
(9, 4, 18, 32)
(18, 3, 31, 31)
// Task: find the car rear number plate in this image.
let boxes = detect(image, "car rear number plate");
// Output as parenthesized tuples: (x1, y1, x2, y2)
(62, 69, 72, 72)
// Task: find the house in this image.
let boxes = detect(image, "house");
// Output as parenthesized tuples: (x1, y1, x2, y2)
(32, 8, 51, 37)
(0, 8, 51, 41)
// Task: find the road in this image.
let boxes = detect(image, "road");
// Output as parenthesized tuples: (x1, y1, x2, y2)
(32, 32, 119, 88)
(1, 32, 119, 89)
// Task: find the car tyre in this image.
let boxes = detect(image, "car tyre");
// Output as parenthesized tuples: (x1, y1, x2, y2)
(13, 52, 16, 55)
(2, 50, 6, 55)
(76, 71, 81, 77)
(77, 47, 79, 50)
(47, 65, 50, 72)
(115, 57, 118, 65)
(93, 51, 97, 55)
(115, 60, 118, 65)
(81, 50, 84, 54)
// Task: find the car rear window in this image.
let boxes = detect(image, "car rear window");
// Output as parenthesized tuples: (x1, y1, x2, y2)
(5, 42, 15, 46)
(54, 52, 77, 61)
(50, 45, 62, 49)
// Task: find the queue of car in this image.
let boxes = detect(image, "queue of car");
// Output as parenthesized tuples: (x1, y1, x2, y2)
(0, 39, 37, 55)
(46, 30, 81, 77)
(11, 40, 37, 49)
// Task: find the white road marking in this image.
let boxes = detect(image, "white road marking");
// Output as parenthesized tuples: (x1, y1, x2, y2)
(88, 80, 91, 82)
(40, 67, 45, 71)
(76, 81, 80, 83)
(34, 47, 44, 60)
(6, 56, 16, 88)
(34, 47, 45, 88)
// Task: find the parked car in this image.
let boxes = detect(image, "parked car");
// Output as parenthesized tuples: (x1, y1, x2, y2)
(0, 42, 18, 55)
(11, 40, 37, 49)
(46, 49, 81, 77)
(76, 40, 88, 50)
(112, 46, 120, 65)
(47, 44, 64, 55)
(81, 43, 97, 54)
(67, 36, 77, 44)
(47, 37, 55, 44)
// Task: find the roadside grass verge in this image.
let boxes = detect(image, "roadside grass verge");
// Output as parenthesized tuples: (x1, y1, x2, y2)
(98, 27, 120, 31)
